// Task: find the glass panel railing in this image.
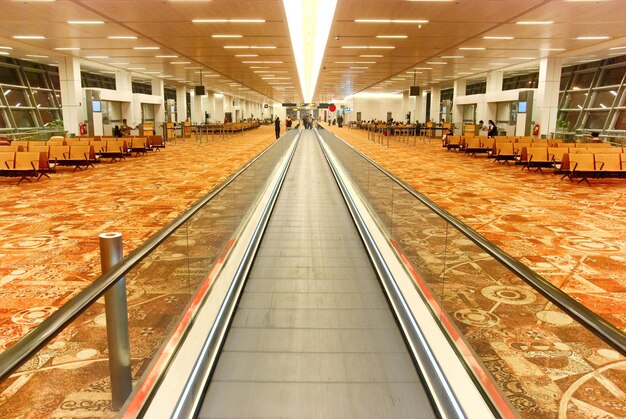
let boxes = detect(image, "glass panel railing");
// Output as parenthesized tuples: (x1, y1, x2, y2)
(318, 126, 626, 419)
(0, 129, 298, 417)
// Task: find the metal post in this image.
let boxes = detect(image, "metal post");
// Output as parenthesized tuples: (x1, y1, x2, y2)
(99, 232, 132, 411)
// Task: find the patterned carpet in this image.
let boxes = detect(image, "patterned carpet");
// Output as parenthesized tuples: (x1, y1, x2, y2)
(324, 125, 626, 418)
(0, 128, 275, 416)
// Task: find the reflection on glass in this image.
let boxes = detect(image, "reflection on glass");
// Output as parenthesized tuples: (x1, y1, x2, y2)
(599, 67, 626, 87)
(32, 90, 55, 108)
(584, 111, 609, 130)
(4, 88, 30, 107)
(591, 89, 618, 109)
(572, 72, 595, 90)
(12, 109, 36, 128)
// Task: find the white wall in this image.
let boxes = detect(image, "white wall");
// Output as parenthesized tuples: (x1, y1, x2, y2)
(346, 94, 404, 122)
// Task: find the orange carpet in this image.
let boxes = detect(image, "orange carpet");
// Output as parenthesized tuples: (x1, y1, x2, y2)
(324, 125, 626, 418)
(0, 127, 275, 351)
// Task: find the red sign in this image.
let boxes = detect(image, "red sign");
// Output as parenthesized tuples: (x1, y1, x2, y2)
(329, 104, 336, 112)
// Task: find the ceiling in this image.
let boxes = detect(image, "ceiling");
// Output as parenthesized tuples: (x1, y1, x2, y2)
(0, 0, 625, 104)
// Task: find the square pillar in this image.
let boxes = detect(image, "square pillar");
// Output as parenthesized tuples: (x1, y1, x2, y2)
(151, 78, 165, 128)
(57, 57, 83, 136)
(537, 57, 563, 137)
(429, 86, 440, 122)
(453, 79, 467, 130)
(176, 86, 187, 123)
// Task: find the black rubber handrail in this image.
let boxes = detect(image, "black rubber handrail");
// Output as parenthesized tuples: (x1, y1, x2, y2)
(0, 136, 289, 380)
(318, 126, 626, 356)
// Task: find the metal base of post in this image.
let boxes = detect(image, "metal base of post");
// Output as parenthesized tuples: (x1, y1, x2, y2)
(99, 232, 132, 410)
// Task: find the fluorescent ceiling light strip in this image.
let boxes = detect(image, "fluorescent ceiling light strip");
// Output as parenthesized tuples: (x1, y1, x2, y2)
(516, 21, 553, 25)
(108, 36, 137, 39)
(192, 19, 265, 23)
(355, 19, 428, 23)
(483, 36, 513, 40)
(13, 35, 45, 39)
(376, 35, 407, 38)
(134, 46, 160, 50)
(283, 0, 337, 103)
(212, 34, 242, 38)
(576, 36, 610, 40)
(55, 47, 80, 50)
(67, 20, 104, 24)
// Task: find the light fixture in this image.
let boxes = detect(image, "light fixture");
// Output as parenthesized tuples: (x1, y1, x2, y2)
(459, 47, 485, 50)
(334, 61, 376, 64)
(540, 48, 566, 51)
(110, 62, 129, 65)
(86, 56, 109, 59)
(376, 35, 408, 39)
(609, 46, 626, 50)
(0, 47, 13, 50)
(170, 61, 191, 64)
(235, 54, 258, 57)
(483, 36, 514, 40)
(13, 35, 45, 39)
(414, 67, 433, 70)
(489, 62, 507, 65)
(67, 20, 104, 24)
(355, 19, 428, 23)
(128, 67, 146, 70)
(145, 72, 161, 74)
(576, 36, 610, 40)
(510, 57, 536, 60)
(427, 61, 447, 64)
(241, 60, 283, 63)
(108, 36, 138, 39)
(156, 55, 178, 58)
(212, 34, 243, 38)
(342, 46, 395, 49)
(360, 54, 383, 57)
(26, 54, 48, 58)
(223, 45, 276, 49)
(470, 68, 487, 71)
(55, 47, 80, 50)
(516, 21, 553, 25)
(192, 19, 265, 23)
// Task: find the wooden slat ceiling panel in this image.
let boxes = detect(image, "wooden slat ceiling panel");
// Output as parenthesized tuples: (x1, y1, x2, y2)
(0, 0, 624, 104)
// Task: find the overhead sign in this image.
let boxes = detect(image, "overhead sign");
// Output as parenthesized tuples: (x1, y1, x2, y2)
(282, 103, 297, 107)
(343, 107, 353, 112)
(318, 103, 330, 109)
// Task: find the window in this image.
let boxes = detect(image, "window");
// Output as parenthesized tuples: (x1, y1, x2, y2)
(0, 66, 21, 85)
(465, 81, 486, 95)
(132, 81, 152, 95)
(584, 111, 609, 130)
(591, 90, 618, 109)
(598, 67, 625, 87)
(4, 88, 30, 107)
(503, 73, 538, 90)
(32, 90, 56, 108)
(25, 71, 48, 89)
(81, 72, 116, 90)
(496, 102, 512, 124)
(571, 72, 595, 90)
(39, 109, 58, 125)
(615, 110, 626, 131)
(558, 111, 580, 132)
(560, 73, 572, 91)
(142, 103, 155, 122)
(562, 91, 588, 109)
(462, 104, 475, 123)
(12, 109, 36, 128)
(164, 87, 176, 101)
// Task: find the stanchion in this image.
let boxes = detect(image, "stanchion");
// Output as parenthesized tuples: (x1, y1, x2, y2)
(99, 232, 132, 411)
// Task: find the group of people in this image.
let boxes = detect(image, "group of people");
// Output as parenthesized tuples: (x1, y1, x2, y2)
(478, 120, 499, 138)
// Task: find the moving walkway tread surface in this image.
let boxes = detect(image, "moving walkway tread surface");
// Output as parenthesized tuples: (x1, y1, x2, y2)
(199, 130, 435, 418)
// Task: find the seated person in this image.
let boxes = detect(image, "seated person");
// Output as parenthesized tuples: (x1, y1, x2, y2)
(120, 119, 134, 136)
(589, 131, 602, 143)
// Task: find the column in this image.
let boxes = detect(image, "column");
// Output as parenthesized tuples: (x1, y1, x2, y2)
(206, 92, 216, 123)
(536, 57, 563, 137)
(416, 91, 427, 124)
(453, 79, 467, 131)
(151, 78, 165, 129)
(192, 91, 205, 123)
(176, 86, 187, 123)
(57, 57, 83, 136)
(429, 86, 440, 122)
(214, 94, 224, 122)
(480, 71, 502, 123)
(115, 71, 139, 127)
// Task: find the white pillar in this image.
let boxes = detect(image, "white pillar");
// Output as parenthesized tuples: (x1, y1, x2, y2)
(537, 57, 563, 138)
(214, 95, 224, 122)
(152, 78, 165, 130)
(206, 92, 215, 122)
(176, 86, 187, 123)
(416, 91, 427, 123)
(401, 90, 410, 122)
(453, 79, 467, 130)
(58, 57, 83, 136)
(429, 86, 440, 122)
(192, 91, 205, 124)
(482, 71, 502, 123)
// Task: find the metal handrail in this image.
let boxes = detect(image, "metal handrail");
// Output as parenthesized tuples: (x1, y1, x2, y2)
(0, 136, 287, 381)
(318, 125, 626, 356)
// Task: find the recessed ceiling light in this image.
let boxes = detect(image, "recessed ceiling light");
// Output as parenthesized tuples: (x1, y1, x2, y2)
(540, 48, 566, 51)
(134, 46, 160, 50)
(170, 61, 191, 64)
(26, 54, 48, 58)
(128, 67, 146, 70)
(86, 56, 109, 59)
(235, 54, 258, 57)
(576, 36, 610, 40)
(249, 66, 270, 69)
(470, 68, 487, 71)
(0, 46, 13, 50)
(334, 61, 376, 64)
(609, 46, 626, 50)
(360, 54, 383, 58)
(192, 19, 265, 23)
(108, 36, 138, 39)
(241, 61, 283, 63)
(67, 20, 104, 24)
(457, 72, 473, 75)
(156, 55, 178, 58)
(212, 34, 243, 38)
(516, 21, 553, 25)
(204, 74, 220, 77)
(459, 47, 485, 50)
(13, 35, 45, 39)
(376, 35, 408, 39)
(145, 71, 161, 74)
(355, 19, 428, 23)
(55, 47, 80, 50)
(427, 61, 447, 64)
(0, 52, 10, 56)
(342, 46, 395, 49)
(483, 36, 514, 40)
(510, 57, 536, 60)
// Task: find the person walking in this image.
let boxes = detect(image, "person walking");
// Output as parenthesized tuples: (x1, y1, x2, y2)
(274, 116, 281, 139)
